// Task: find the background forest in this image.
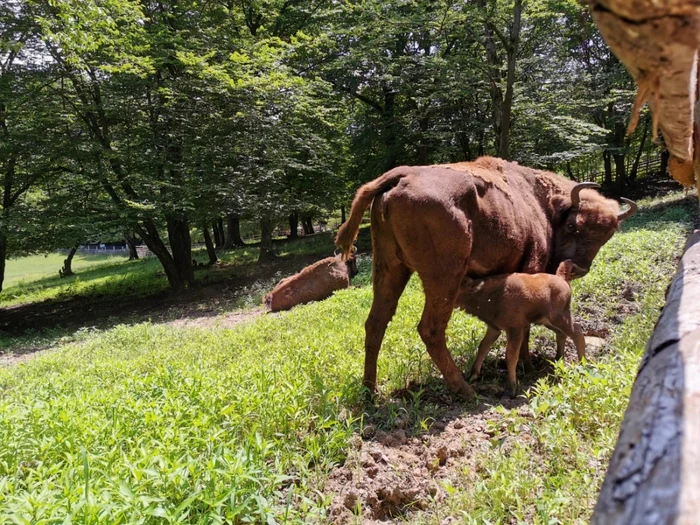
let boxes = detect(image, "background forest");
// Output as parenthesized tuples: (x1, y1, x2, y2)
(0, 0, 658, 292)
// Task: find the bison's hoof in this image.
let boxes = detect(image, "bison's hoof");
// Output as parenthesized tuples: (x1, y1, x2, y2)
(502, 389, 516, 400)
(521, 360, 535, 374)
(465, 368, 481, 384)
(453, 382, 476, 401)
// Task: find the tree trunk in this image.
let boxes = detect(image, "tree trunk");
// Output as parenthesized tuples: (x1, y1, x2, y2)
(566, 161, 577, 181)
(166, 215, 195, 289)
(125, 235, 139, 260)
(629, 117, 650, 181)
(592, 231, 700, 524)
(0, 234, 6, 293)
(258, 217, 276, 262)
(202, 223, 218, 265)
(498, 0, 522, 161)
(212, 220, 222, 250)
(224, 214, 244, 249)
(217, 217, 225, 247)
(61, 245, 78, 277)
(341, 206, 346, 224)
(288, 212, 299, 239)
(136, 220, 188, 291)
(603, 151, 613, 184)
(302, 216, 314, 235)
(613, 153, 626, 190)
(660, 148, 670, 177)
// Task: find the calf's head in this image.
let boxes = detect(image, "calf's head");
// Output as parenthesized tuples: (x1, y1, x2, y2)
(550, 182, 637, 278)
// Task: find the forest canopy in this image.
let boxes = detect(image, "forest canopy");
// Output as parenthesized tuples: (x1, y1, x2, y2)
(0, 0, 657, 291)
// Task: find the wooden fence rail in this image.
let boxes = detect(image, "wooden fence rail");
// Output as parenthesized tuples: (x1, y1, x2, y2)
(592, 230, 700, 524)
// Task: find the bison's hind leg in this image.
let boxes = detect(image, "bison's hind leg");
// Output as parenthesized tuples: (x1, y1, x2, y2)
(363, 260, 412, 395)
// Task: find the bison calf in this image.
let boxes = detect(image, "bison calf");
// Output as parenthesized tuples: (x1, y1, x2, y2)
(263, 255, 358, 312)
(456, 260, 585, 397)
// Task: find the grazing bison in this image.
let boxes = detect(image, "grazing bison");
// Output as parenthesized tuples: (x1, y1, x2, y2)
(458, 260, 586, 397)
(335, 157, 636, 399)
(263, 255, 358, 312)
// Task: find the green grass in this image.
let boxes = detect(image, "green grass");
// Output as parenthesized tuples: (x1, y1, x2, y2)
(0, 234, 342, 309)
(4, 253, 124, 289)
(0, 194, 694, 523)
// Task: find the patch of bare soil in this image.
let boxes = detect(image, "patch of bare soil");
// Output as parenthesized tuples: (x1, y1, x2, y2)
(326, 399, 531, 523)
(324, 274, 646, 523)
(0, 346, 50, 367)
(165, 308, 264, 329)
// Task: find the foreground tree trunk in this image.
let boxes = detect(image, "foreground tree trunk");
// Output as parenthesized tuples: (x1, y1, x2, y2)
(125, 235, 139, 260)
(166, 215, 195, 288)
(60, 245, 78, 277)
(202, 223, 218, 265)
(258, 217, 276, 262)
(288, 212, 299, 239)
(592, 231, 700, 523)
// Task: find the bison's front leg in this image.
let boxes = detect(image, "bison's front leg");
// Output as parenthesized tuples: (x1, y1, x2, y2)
(363, 263, 412, 394)
(418, 277, 476, 400)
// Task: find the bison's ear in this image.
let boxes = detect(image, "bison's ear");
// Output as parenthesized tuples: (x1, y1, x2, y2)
(550, 194, 572, 224)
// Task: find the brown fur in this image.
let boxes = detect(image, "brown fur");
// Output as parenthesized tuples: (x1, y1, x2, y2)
(457, 260, 585, 396)
(335, 157, 636, 399)
(263, 256, 358, 312)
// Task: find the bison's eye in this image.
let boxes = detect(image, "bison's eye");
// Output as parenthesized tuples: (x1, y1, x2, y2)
(566, 222, 576, 233)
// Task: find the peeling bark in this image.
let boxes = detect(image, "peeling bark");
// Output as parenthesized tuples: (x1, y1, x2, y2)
(592, 231, 700, 524)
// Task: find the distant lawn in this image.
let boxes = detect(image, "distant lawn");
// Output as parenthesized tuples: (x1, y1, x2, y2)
(3, 253, 124, 289)
(0, 233, 345, 309)
(0, 193, 694, 523)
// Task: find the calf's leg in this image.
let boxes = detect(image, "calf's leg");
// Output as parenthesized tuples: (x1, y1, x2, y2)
(518, 325, 535, 373)
(504, 327, 526, 397)
(549, 314, 587, 361)
(468, 325, 501, 382)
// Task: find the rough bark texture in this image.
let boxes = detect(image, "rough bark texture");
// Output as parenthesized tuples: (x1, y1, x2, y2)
(202, 223, 218, 265)
(592, 231, 700, 524)
(258, 217, 276, 262)
(589, 1, 700, 189)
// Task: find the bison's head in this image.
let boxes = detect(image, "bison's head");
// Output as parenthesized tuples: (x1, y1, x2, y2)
(550, 182, 637, 279)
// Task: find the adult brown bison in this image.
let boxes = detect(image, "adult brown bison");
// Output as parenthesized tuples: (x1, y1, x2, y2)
(335, 157, 637, 399)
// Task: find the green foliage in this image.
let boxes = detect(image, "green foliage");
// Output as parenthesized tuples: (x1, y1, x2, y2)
(0, 194, 693, 523)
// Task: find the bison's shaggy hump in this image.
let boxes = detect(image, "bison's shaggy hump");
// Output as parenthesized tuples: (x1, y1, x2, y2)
(263, 256, 358, 312)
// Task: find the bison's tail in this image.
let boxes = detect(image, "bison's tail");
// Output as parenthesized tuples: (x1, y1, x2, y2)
(335, 169, 410, 259)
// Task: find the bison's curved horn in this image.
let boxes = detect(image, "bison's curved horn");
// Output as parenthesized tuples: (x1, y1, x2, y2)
(571, 182, 600, 208)
(617, 197, 638, 222)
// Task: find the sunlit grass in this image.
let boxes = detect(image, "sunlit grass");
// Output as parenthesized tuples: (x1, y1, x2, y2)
(0, 193, 694, 523)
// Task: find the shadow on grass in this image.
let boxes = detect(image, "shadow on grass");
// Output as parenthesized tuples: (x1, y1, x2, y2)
(0, 229, 373, 355)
